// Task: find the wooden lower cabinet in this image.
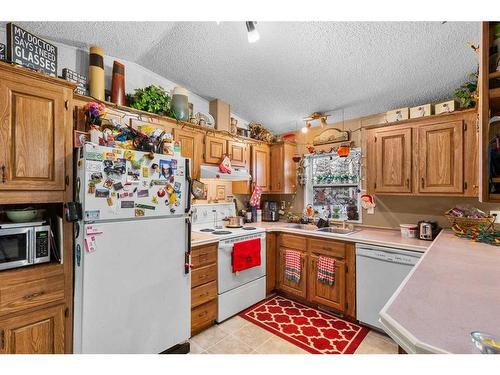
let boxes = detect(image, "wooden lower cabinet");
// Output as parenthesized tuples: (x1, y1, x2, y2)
(266, 233, 277, 295)
(275, 233, 356, 319)
(0, 305, 65, 354)
(190, 243, 218, 336)
(308, 255, 346, 312)
(277, 248, 308, 299)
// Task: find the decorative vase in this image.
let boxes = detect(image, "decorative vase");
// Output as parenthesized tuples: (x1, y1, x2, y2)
(171, 87, 189, 121)
(88, 46, 105, 100)
(111, 61, 126, 106)
(337, 144, 351, 158)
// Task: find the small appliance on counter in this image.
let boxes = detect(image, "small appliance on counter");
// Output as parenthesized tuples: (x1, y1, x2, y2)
(418, 221, 440, 241)
(262, 201, 279, 222)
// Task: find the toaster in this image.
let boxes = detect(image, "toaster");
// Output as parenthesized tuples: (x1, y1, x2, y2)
(417, 221, 440, 241)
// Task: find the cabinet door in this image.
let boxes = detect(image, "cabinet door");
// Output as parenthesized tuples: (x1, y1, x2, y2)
(252, 144, 270, 192)
(283, 143, 297, 193)
(173, 128, 202, 179)
(270, 144, 283, 192)
(228, 140, 249, 168)
(0, 305, 65, 354)
(308, 255, 346, 313)
(277, 248, 307, 299)
(0, 78, 68, 190)
(374, 127, 412, 193)
(418, 120, 464, 193)
(204, 135, 227, 164)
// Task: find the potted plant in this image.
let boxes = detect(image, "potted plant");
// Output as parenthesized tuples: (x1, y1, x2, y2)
(454, 70, 479, 109)
(129, 85, 176, 118)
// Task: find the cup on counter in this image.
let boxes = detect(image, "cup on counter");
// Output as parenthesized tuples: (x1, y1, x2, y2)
(400, 224, 418, 238)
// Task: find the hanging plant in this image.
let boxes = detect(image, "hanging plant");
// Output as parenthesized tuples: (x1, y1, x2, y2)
(129, 85, 176, 118)
(83, 101, 106, 126)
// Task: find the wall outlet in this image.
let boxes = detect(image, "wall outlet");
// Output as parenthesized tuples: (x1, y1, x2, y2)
(490, 211, 500, 223)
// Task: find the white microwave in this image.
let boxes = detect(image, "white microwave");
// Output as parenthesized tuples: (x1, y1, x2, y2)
(0, 223, 51, 271)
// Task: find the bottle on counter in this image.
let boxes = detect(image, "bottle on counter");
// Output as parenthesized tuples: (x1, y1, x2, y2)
(256, 209, 262, 222)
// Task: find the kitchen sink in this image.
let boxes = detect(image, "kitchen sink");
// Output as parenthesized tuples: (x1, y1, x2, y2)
(315, 227, 359, 235)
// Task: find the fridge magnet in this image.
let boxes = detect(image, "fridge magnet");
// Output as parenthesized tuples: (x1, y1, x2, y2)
(142, 166, 149, 178)
(95, 188, 110, 198)
(74, 130, 89, 148)
(141, 180, 149, 188)
(104, 178, 114, 189)
(106, 197, 114, 206)
(113, 182, 123, 191)
(121, 201, 135, 209)
(127, 170, 140, 181)
(137, 189, 149, 198)
(135, 203, 155, 210)
(88, 182, 96, 194)
(90, 172, 103, 184)
(86, 151, 103, 161)
(85, 210, 100, 221)
(119, 192, 129, 199)
(157, 188, 166, 197)
(87, 160, 102, 173)
(216, 185, 226, 200)
(151, 196, 158, 204)
(84, 237, 97, 253)
(173, 141, 181, 155)
(111, 191, 116, 197)
(159, 160, 174, 180)
(135, 208, 145, 217)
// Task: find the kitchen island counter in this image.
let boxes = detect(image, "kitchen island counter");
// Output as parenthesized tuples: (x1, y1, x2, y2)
(380, 230, 500, 353)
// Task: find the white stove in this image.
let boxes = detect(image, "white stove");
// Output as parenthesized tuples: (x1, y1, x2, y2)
(192, 203, 266, 322)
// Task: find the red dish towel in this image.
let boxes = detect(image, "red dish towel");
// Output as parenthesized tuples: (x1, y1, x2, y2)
(285, 249, 302, 283)
(317, 255, 336, 286)
(232, 238, 261, 273)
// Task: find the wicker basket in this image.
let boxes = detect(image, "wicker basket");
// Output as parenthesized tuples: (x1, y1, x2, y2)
(445, 210, 496, 232)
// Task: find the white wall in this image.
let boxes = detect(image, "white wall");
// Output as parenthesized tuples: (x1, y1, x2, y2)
(0, 26, 250, 128)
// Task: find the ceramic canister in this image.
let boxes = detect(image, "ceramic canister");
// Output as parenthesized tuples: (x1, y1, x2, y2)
(171, 86, 189, 121)
(111, 61, 126, 105)
(89, 46, 105, 100)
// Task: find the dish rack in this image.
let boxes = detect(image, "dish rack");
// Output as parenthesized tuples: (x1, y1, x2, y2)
(445, 210, 497, 232)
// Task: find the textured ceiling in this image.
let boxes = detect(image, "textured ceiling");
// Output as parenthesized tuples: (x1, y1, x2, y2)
(11, 22, 479, 132)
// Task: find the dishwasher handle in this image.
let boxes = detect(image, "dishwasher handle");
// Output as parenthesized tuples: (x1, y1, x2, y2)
(356, 248, 421, 266)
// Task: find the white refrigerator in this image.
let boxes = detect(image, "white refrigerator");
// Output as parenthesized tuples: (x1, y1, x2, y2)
(73, 144, 192, 354)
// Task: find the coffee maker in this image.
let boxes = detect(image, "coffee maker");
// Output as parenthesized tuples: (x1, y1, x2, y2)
(263, 201, 279, 222)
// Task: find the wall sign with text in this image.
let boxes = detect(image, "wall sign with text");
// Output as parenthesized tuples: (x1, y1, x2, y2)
(6, 23, 57, 76)
(0, 43, 5, 61)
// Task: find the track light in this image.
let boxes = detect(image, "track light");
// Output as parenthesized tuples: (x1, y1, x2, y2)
(246, 21, 260, 43)
(301, 121, 311, 134)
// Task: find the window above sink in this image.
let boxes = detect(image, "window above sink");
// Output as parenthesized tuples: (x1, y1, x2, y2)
(304, 149, 362, 223)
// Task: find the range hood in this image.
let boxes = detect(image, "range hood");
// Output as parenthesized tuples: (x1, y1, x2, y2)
(200, 164, 252, 181)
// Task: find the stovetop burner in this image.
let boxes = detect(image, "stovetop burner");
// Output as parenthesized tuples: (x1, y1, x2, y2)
(242, 227, 256, 230)
(199, 228, 215, 232)
(212, 230, 232, 235)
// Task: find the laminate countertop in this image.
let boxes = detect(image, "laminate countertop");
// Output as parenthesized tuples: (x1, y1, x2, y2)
(191, 221, 430, 252)
(380, 230, 500, 353)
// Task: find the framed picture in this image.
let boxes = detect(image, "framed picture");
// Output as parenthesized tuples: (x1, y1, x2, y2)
(74, 130, 89, 148)
(216, 185, 226, 200)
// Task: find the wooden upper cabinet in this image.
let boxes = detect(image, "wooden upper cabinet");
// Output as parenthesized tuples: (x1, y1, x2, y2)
(251, 143, 270, 192)
(270, 142, 297, 193)
(227, 140, 249, 168)
(0, 69, 72, 191)
(374, 127, 412, 193)
(173, 128, 203, 179)
(0, 304, 65, 354)
(204, 134, 227, 164)
(418, 120, 464, 194)
(308, 254, 346, 313)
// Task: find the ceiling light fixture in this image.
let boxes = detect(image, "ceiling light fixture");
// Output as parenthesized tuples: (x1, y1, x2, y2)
(301, 121, 311, 134)
(246, 21, 260, 43)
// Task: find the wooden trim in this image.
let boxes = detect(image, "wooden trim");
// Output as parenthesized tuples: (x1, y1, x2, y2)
(0, 61, 77, 90)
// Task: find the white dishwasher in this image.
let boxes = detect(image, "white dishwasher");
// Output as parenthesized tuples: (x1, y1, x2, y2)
(356, 244, 422, 331)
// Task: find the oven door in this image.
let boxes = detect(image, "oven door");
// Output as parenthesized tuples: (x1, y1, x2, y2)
(218, 236, 266, 294)
(0, 227, 32, 271)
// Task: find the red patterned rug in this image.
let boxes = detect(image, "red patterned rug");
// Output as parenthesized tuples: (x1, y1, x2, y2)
(239, 295, 369, 354)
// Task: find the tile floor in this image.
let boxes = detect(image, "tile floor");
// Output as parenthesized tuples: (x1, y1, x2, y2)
(190, 315, 398, 354)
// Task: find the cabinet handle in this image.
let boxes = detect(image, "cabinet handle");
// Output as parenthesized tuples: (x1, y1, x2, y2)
(1, 165, 5, 183)
(406, 178, 410, 188)
(23, 291, 44, 300)
(198, 311, 208, 318)
(421, 177, 425, 188)
(0, 329, 4, 350)
(64, 100, 69, 110)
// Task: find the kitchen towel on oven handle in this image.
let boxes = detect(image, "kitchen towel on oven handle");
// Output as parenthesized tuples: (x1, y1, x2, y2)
(232, 238, 261, 273)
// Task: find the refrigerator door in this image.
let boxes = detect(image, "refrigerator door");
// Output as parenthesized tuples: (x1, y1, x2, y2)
(79, 144, 187, 221)
(73, 216, 190, 353)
